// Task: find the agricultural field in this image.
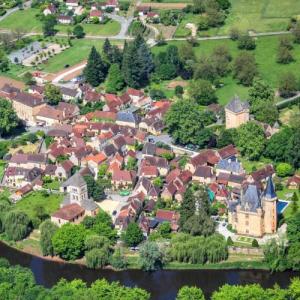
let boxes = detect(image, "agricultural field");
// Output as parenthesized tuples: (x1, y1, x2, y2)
(153, 34, 300, 104)
(174, 0, 300, 37)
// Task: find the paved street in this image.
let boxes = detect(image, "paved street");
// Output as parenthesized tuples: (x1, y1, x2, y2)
(105, 13, 133, 39)
(0, 1, 31, 22)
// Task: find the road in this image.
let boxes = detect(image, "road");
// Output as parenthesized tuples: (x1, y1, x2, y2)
(52, 62, 86, 83)
(105, 13, 133, 39)
(0, 0, 31, 22)
(276, 92, 300, 108)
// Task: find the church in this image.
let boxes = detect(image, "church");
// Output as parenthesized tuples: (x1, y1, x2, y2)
(228, 176, 277, 237)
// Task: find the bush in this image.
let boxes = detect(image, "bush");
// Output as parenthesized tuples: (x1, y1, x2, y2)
(227, 236, 234, 246)
(86, 248, 110, 269)
(238, 35, 256, 50)
(175, 85, 184, 97)
(252, 239, 259, 248)
(276, 163, 294, 177)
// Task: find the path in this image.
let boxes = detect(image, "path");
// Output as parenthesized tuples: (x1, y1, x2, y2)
(105, 13, 133, 39)
(0, 0, 31, 22)
(276, 92, 300, 108)
(52, 61, 87, 83)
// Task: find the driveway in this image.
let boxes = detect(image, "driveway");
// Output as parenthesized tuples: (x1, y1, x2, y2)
(105, 13, 133, 39)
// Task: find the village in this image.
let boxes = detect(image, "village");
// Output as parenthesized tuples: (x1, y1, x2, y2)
(0, 71, 298, 247)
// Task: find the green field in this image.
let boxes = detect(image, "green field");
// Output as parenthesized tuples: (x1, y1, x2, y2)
(14, 191, 63, 219)
(0, 9, 121, 36)
(174, 0, 300, 37)
(40, 39, 122, 73)
(153, 34, 300, 104)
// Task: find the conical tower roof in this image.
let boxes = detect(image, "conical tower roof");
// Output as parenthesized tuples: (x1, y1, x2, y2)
(263, 176, 277, 200)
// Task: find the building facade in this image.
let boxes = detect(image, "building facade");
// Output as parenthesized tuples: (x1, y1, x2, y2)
(225, 96, 250, 129)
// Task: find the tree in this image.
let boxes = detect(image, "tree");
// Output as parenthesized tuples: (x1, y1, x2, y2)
(52, 223, 87, 260)
(73, 25, 85, 38)
(102, 38, 123, 65)
(233, 52, 258, 86)
(292, 22, 300, 44)
(23, 72, 35, 86)
(290, 192, 299, 215)
(265, 127, 293, 162)
(0, 99, 19, 137)
(276, 163, 294, 177)
(3, 211, 31, 241)
(277, 46, 294, 64)
(248, 79, 274, 105)
(253, 101, 279, 125)
(238, 34, 256, 50)
(121, 35, 154, 88)
(188, 79, 217, 105)
(164, 100, 211, 145)
(121, 222, 144, 247)
(0, 50, 9, 72)
(42, 15, 57, 37)
(44, 83, 62, 105)
(83, 46, 108, 87)
(85, 248, 110, 269)
(278, 72, 298, 98)
(176, 286, 205, 300)
(110, 248, 128, 270)
(217, 128, 236, 148)
(286, 127, 300, 169)
(85, 235, 110, 250)
(194, 56, 218, 82)
(106, 63, 125, 93)
(235, 122, 265, 160)
(156, 63, 177, 80)
(139, 241, 163, 271)
(158, 222, 171, 239)
(39, 220, 58, 256)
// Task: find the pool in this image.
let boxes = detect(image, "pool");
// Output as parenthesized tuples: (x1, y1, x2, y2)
(277, 200, 289, 214)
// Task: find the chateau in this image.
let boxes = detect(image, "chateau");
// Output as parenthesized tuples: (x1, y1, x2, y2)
(225, 96, 250, 129)
(228, 176, 278, 237)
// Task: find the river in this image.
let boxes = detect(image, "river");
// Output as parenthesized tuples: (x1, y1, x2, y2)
(0, 242, 299, 300)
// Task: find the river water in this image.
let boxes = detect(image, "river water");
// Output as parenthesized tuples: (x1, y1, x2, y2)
(0, 242, 299, 300)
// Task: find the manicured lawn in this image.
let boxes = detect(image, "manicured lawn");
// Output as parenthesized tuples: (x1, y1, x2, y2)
(43, 180, 60, 190)
(174, 13, 200, 38)
(14, 191, 63, 219)
(0, 9, 120, 36)
(153, 34, 300, 104)
(0, 8, 42, 32)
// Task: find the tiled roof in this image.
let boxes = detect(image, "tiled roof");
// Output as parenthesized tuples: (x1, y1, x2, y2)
(52, 203, 84, 221)
(225, 96, 249, 113)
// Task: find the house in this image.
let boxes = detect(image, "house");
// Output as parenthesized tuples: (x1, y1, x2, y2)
(55, 160, 74, 180)
(9, 153, 47, 170)
(142, 142, 156, 157)
(111, 169, 136, 190)
(134, 177, 160, 200)
(10, 184, 33, 203)
(89, 9, 103, 22)
(140, 165, 158, 178)
(147, 11, 159, 21)
(142, 156, 169, 176)
(116, 109, 140, 128)
(82, 152, 107, 175)
(83, 90, 102, 104)
(228, 177, 278, 237)
(136, 6, 151, 17)
(216, 159, 244, 176)
(218, 144, 238, 160)
(57, 15, 73, 25)
(43, 4, 56, 16)
(10, 92, 46, 126)
(225, 96, 250, 129)
(51, 203, 85, 226)
(103, 0, 118, 10)
(139, 117, 164, 135)
(66, 0, 79, 9)
(155, 209, 180, 231)
(192, 166, 215, 184)
(4, 167, 42, 188)
(287, 175, 300, 190)
(248, 165, 275, 184)
(35, 105, 66, 126)
(60, 86, 81, 101)
(53, 172, 98, 226)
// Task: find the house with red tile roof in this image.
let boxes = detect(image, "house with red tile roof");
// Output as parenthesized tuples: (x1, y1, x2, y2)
(287, 175, 300, 190)
(51, 203, 85, 226)
(112, 170, 136, 190)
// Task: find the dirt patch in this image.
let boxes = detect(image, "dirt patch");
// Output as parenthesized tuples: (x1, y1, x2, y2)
(153, 24, 177, 39)
(0, 76, 25, 89)
(142, 2, 187, 9)
(167, 80, 188, 89)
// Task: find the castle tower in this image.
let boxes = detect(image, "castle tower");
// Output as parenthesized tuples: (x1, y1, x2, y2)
(262, 176, 277, 234)
(225, 96, 250, 129)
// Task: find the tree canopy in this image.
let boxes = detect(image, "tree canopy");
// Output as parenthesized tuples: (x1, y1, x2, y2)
(0, 99, 19, 137)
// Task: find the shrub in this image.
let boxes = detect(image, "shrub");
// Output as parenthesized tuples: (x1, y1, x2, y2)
(252, 239, 259, 248)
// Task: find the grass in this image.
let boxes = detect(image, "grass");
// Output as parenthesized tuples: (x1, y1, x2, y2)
(14, 191, 63, 220)
(174, 13, 199, 38)
(239, 157, 271, 174)
(142, 0, 192, 2)
(177, 0, 300, 37)
(0, 9, 120, 36)
(0, 160, 6, 179)
(279, 105, 300, 125)
(43, 180, 60, 190)
(153, 34, 300, 104)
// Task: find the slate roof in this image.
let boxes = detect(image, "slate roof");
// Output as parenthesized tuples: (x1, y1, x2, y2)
(263, 176, 276, 200)
(225, 96, 249, 113)
(116, 110, 140, 124)
(61, 172, 86, 188)
(216, 159, 244, 174)
(142, 142, 156, 156)
(241, 184, 261, 212)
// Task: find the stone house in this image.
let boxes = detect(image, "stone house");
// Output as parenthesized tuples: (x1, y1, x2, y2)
(225, 96, 249, 129)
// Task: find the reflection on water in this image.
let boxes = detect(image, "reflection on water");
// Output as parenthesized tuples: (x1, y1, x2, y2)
(1, 242, 299, 300)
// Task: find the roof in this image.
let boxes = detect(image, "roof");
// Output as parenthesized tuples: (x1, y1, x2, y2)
(60, 86, 78, 97)
(127, 88, 144, 97)
(116, 110, 140, 124)
(90, 10, 102, 17)
(156, 209, 179, 222)
(13, 92, 44, 107)
(37, 105, 64, 121)
(191, 150, 220, 167)
(251, 165, 274, 182)
(60, 160, 74, 172)
(218, 144, 237, 159)
(194, 166, 213, 178)
(225, 96, 249, 113)
(112, 170, 134, 182)
(142, 142, 156, 156)
(263, 176, 277, 200)
(241, 184, 261, 212)
(287, 175, 300, 185)
(84, 153, 106, 165)
(216, 159, 243, 174)
(52, 203, 84, 221)
(61, 172, 86, 188)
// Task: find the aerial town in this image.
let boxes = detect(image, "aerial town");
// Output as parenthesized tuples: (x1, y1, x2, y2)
(0, 0, 300, 299)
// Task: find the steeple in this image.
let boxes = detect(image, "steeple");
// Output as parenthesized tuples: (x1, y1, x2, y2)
(263, 176, 277, 200)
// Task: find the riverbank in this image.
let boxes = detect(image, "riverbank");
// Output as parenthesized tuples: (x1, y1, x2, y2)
(0, 237, 268, 271)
